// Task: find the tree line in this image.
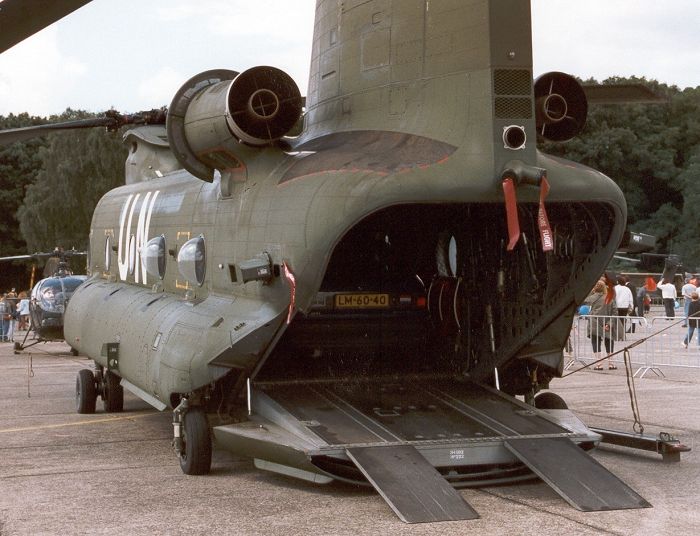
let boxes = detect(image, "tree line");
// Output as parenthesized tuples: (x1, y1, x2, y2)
(541, 77, 700, 272)
(0, 110, 125, 289)
(1, 77, 700, 289)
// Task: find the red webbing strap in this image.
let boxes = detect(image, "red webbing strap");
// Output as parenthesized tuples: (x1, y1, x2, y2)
(282, 261, 296, 324)
(537, 176, 554, 252)
(502, 177, 520, 251)
(604, 273, 616, 305)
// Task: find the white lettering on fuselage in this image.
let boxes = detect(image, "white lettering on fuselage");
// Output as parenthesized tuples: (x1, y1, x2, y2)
(117, 191, 160, 283)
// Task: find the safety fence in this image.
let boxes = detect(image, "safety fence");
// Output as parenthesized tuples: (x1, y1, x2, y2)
(567, 312, 700, 377)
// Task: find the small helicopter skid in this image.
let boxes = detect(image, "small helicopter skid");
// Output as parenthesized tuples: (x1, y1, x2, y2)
(12, 328, 75, 354)
(13, 333, 42, 353)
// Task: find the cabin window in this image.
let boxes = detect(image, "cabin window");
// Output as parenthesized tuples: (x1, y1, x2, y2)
(143, 235, 167, 280)
(177, 235, 206, 286)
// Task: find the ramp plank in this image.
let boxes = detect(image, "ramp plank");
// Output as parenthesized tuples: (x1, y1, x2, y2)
(346, 445, 479, 523)
(504, 437, 652, 511)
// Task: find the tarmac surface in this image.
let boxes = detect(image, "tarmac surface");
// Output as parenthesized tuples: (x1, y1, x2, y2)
(0, 330, 698, 536)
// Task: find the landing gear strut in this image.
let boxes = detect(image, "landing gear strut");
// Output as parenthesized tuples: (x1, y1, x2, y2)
(101, 369, 124, 412)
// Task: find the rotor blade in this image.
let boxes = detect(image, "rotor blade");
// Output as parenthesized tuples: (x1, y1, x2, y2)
(0, 0, 93, 53)
(582, 84, 667, 105)
(0, 117, 115, 146)
(0, 250, 86, 262)
(0, 109, 168, 146)
(0, 254, 34, 262)
(613, 255, 642, 264)
(63, 249, 87, 257)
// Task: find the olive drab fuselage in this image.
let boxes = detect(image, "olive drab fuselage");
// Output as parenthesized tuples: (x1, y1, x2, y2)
(64, 0, 626, 409)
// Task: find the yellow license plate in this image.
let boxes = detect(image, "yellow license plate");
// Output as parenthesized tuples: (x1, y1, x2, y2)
(335, 293, 390, 309)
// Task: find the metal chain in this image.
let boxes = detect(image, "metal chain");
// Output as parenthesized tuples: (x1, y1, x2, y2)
(27, 353, 34, 398)
(623, 348, 644, 434)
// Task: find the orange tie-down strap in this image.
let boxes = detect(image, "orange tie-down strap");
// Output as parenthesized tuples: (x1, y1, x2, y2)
(502, 177, 520, 251)
(502, 176, 553, 252)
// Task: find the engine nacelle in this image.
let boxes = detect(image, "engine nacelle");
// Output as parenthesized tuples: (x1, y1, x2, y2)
(534, 71, 588, 142)
(167, 67, 303, 181)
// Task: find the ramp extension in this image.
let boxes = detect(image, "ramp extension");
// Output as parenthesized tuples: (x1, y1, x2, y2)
(347, 445, 479, 523)
(505, 437, 651, 511)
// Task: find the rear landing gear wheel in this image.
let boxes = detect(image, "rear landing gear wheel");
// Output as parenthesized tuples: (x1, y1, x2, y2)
(534, 392, 568, 410)
(102, 370, 124, 412)
(76, 369, 97, 414)
(179, 408, 212, 475)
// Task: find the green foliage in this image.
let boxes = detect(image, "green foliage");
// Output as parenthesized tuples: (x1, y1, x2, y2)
(16, 110, 127, 252)
(0, 114, 48, 288)
(0, 113, 47, 253)
(0, 110, 126, 289)
(540, 77, 700, 270)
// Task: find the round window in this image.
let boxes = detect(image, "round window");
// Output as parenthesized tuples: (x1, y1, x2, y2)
(177, 235, 206, 286)
(143, 235, 167, 280)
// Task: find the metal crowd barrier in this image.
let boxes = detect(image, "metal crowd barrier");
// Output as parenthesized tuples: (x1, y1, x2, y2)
(567, 311, 700, 377)
(567, 314, 649, 373)
(646, 316, 700, 373)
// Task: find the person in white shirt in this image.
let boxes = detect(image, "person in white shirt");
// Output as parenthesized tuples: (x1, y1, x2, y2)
(614, 277, 634, 315)
(614, 276, 634, 335)
(658, 278, 677, 318)
(681, 277, 697, 327)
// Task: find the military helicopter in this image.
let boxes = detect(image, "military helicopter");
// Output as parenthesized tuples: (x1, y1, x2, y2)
(0, 248, 87, 351)
(2, 0, 671, 524)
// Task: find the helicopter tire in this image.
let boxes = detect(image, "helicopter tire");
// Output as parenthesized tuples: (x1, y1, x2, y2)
(534, 392, 568, 410)
(102, 370, 124, 413)
(179, 408, 212, 476)
(76, 369, 97, 414)
(14, 342, 21, 351)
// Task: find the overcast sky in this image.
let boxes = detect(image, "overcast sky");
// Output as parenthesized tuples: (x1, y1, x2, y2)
(1, 0, 699, 117)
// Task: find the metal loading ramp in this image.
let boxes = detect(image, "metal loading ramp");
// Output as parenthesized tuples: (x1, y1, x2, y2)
(346, 445, 479, 523)
(213, 380, 650, 523)
(504, 437, 652, 511)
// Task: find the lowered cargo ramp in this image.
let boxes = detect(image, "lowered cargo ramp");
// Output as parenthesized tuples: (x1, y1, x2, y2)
(213, 380, 649, 523)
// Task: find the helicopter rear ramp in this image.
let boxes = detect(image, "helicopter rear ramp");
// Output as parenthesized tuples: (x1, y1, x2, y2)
(213, 380, 650, 523)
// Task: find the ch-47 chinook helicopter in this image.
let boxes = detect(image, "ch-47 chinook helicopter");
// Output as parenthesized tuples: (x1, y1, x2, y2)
(4, 0, 678, 524)
(0, 248, 87, 351)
